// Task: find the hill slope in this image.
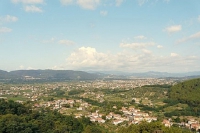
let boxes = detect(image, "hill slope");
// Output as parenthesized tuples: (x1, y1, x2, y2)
(169, 78, 200, 104)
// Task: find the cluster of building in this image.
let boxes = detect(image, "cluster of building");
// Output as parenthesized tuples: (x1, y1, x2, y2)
(0, 78, 176, 102)
(1, 79, 200, 131)
(32, 97, 158, 126)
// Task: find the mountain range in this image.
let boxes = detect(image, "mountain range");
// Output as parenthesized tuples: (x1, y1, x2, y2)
(0, 70, 200, 82)
(0, 70, 101, 82)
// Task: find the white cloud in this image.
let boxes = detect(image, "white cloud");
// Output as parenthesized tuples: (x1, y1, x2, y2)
(60, 0, 73, 5)
(65, 46, 198, 72)
(77, 0, 100, 10)
(142, 49, 152, 54)
(100, 11, 107, 16)
(170, 53, 178, 57)
(0, 27, 12, 33)
(177, 31, 200, 43)
(19, 65, 25, 69)
(24, 5, 43, 12)
(134, 35, 146, 40)
(26, 67, 35, 70)
(11, 0, 44, 4)
(60, 0, 123, 9)
(66, 47, 136, 71)
(189, 32, 200, 39)
(59, 39, 75, 45)
(115, 0, 124, 6)
(12, 0, 44, 13)
(157, 45, 163, 48)
(0, 15, 18, 23)
(137, 0, 148, 6)
(66, 47, 109, 69)
(164, 25, 182, 33)
(51, 65, 65, 70)
(120, 42, 155, 49)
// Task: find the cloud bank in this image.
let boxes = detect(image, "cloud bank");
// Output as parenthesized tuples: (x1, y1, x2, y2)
(64, 46, 199, 72)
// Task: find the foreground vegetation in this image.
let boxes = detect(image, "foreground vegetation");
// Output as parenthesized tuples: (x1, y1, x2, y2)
(0, 99, 106, 133)
(0, 99, 192, 133)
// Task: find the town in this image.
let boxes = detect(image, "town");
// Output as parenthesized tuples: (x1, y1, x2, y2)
(0, 78, 199, 132)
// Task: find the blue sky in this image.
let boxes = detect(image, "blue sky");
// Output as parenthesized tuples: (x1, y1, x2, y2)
(0, 0, 200, 72)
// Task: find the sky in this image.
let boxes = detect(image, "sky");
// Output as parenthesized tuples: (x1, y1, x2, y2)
(0, 0, 200, 73)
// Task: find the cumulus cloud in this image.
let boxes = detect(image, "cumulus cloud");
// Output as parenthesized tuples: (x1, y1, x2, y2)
(58, 39, 75, 45)
(157, 45, 163, 48)
(24, 5, 43, 12)
(0, 15, 18, 23)
(66, 47, 109, 69)
(77, 0, 100, 10)
(65, 46, 198, 72)
(164, 25, 182, 33)
(11, 0, 44, 4)
(142, 49, 152, 54)
(170, 53, 178, 57)
(115, 0, 124, 6)
(60, 0, 73, 5)
(0, 27, 12, 33)
(120, 42, 155, 49)
(177, 31, 200, 43)
(137, 0, 148, 6)
(19, 65, 25, 70)
(100, 11, 107, 16)
(66, 47, 141, 71)
(12, 0, 44, 13)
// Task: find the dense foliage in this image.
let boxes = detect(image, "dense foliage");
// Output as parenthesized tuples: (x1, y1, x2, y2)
(168, 78, 200, 116)
(0, 99, 104, 133)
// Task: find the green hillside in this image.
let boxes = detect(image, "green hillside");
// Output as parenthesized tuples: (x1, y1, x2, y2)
(168, 78, 200, 116)
(169, 78, 200, 104)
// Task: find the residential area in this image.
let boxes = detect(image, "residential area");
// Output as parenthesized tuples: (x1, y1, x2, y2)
(0, 78, 199, 131)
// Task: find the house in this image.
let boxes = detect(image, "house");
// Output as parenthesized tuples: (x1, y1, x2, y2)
(190, 123, 199, 131)
(77, 107, 83, 110)
(113, 114, 122, 119)
(97, 118, 105, 123)
(162, 119, 172, 127)
(74, 113, 82, 118)
(113, 120, 123, 125)
(134, 116, 143, 121)
(106, 114, 112, 120)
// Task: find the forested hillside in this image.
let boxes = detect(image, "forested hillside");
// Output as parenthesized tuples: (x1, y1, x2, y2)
(168, 78, 200, 116)
(0, 99, 105, 133)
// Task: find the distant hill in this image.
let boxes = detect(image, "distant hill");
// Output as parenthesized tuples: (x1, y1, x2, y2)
(0, 70, 8, 79)
(1, 70, 200, 82)
(89, 71, 200, 78)
(0, 70, 101, 82)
